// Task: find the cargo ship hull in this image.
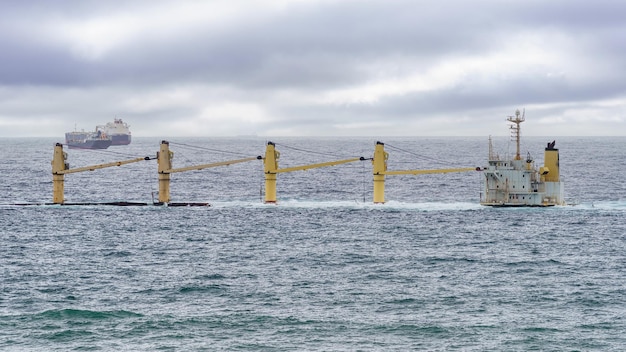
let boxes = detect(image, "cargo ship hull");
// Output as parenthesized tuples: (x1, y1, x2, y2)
(65, 131, 112, 150)
(110, 133, 131, 145)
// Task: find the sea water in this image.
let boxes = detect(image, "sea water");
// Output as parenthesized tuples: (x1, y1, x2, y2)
(1, 136, 625, 351)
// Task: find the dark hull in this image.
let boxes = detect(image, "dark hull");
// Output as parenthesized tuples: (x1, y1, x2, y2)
(65, 131, 112, 149)
(66, 139, 112, 149)
(110, 134, 131, 146)
(481, 203, 555, 207)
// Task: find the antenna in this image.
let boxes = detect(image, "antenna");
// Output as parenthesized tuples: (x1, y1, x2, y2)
(488, 135, 500, 161)
(507, 109, 525, 160)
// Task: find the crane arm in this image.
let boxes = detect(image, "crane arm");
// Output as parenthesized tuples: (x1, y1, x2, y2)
(57, 156, 153, 175)
(165, 156, 261, 174)
(272, 157, 364, 174)
(383, 167, 478, 176)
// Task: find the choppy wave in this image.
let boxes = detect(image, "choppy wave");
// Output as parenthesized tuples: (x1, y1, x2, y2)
(34, 309, 143, 320)
(2, 137, 626, 351)
(4, 199, 625, 213)
(572, 200, 626, 210)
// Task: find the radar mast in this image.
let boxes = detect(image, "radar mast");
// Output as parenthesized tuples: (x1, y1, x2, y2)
(507, 109, 525, 160)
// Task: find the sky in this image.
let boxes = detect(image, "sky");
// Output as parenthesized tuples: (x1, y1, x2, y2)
(1, 0, 625, 137)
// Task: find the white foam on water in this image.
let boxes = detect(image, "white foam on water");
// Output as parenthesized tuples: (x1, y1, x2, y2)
(209, 199, 484, 211)
(569, 200, 626, 210)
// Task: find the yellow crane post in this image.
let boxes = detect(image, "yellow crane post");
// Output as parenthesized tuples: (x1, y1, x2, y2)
(372, 142, 389, 204)
(51, 143, 153, 204)
(262, 141, 365, 203)
(263, 142, 280, 203)
(371, 141, 478, 203)
(157, 140, 262, 204)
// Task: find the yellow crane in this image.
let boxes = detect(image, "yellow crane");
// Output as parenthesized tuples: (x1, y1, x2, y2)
(157, 140, 262, 204)
(51, 143, 153, 204)
(371, 141, 478, 203)
(51, 140, 478, 206)
(262, 141, 365, 203)
(52, 141, 261, 205)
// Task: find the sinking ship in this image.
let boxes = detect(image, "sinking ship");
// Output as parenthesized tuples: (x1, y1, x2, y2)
(480, 109, 565, 207)
(97, 118, 131, 145)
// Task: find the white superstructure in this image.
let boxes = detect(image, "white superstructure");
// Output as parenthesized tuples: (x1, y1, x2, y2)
(97, 118, 131, 145)
(480, 110, 565, 207)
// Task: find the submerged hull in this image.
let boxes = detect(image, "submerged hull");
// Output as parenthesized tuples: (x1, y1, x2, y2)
(481, 201, 556, 207)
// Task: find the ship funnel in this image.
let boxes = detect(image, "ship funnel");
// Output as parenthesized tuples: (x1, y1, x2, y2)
(543, 141, 559, 182)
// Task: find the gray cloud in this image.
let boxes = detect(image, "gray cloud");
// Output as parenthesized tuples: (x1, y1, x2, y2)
(0, 0, 624, 137)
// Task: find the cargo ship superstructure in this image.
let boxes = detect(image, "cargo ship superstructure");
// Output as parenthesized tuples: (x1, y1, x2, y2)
(97, 118, 131, 145)
(480, 110, 565, 206)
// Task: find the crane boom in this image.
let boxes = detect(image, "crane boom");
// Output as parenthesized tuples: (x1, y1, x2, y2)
(57, 156, 152, 175)
(383, 167, 477, 176)
(156, 140, 262, 203)
(51, 142, 155, 204)
(166, 156, 261, 174)
(371, 141, 478, 203)
(262, 141, 365, 203)
(273, 157, 363, 173)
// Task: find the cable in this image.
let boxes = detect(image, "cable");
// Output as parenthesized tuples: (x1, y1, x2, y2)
(273, 142, 358, 159)
(169, 141, 252, 158)
(384, 143, 456, 166)
(362, 159, 368, 202)
(66, 146, 154, 160)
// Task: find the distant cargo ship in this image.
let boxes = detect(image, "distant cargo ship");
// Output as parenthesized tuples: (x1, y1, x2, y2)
(65, 130, 112, 149)
(97, 118, 131, 145)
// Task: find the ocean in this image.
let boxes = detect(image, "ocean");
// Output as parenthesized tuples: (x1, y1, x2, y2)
(1, 136, 625, 351)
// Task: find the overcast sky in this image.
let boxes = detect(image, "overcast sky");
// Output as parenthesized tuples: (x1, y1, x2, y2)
(1, 0, 625, 137)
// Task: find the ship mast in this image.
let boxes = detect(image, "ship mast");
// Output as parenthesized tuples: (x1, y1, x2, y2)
(488, 136, 498, 161)
(507, 109, 525, 160)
